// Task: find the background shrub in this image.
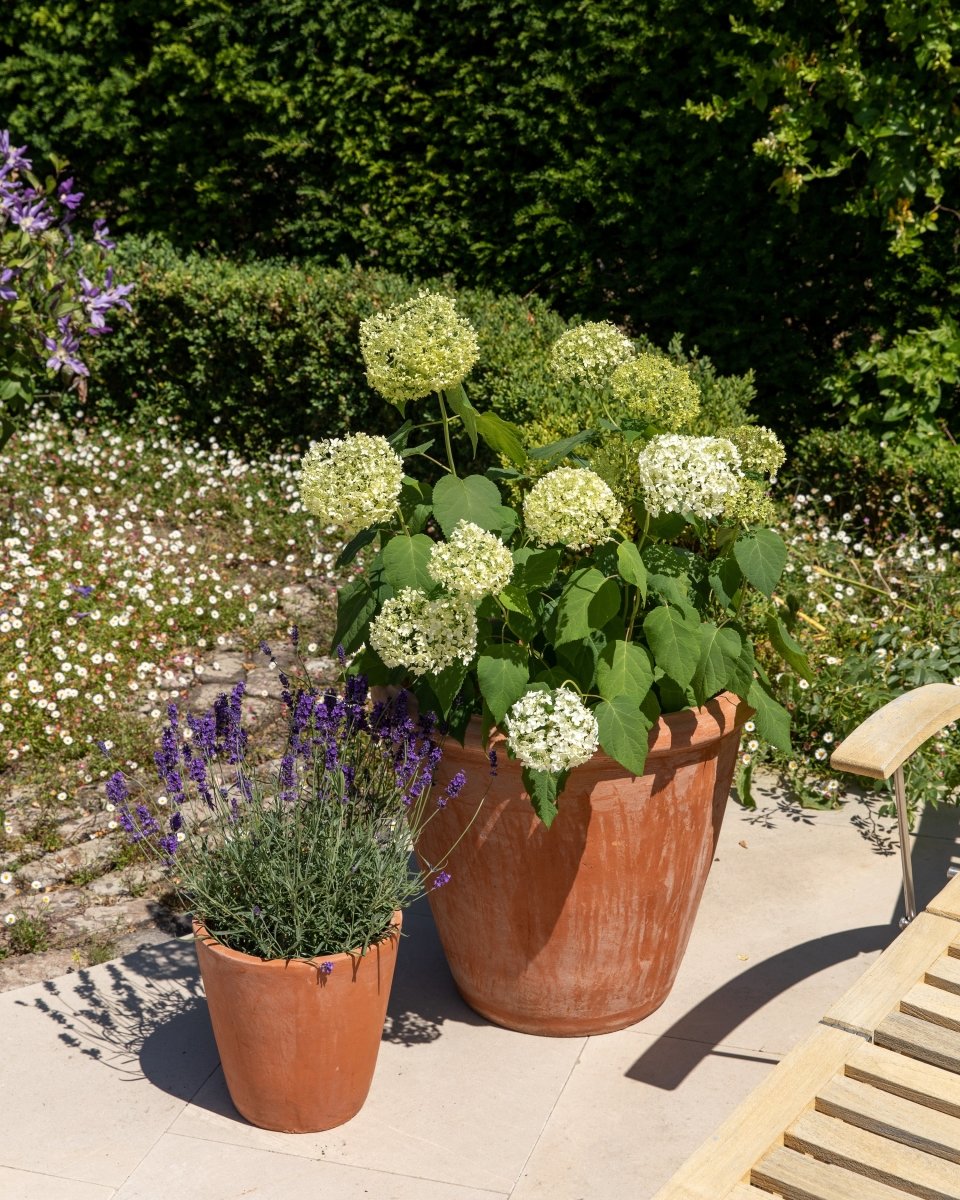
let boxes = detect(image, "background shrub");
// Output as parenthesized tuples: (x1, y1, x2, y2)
(86, 238, 758, 453)
(4, 1, 956, 438)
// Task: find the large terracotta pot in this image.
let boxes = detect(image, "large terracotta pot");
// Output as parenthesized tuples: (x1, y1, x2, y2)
(193, 912, 401, 1132)
(416, 693, 749, 1036)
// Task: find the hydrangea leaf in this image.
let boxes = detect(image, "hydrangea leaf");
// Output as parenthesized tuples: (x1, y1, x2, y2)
(765, 613, 814, 681)
(333, 575, 381, 654)
(336, 526, 379, 569)
(643, 604, 701, 687)
(426, 661, 470, 719)
(444, 383, 479, 456)
(733, 529, 788, 598)
(477, 644, 530, 724)
(432, 473, 505, 537)
(549, 567, 621, 646)
(475, 410, 526, 467)
(522, 767, 561, 827)
(595, 696, 653, 776)
(616, 541, 648, 600)
(526, 429, 599, 461)
(511, 546, 560, 591)
(692, 623, 743, 705)
(709, 554, 744, 609)
(597, 640, 654, 702)
(747, 680, 791, 752)
(381, 533, 436, 593)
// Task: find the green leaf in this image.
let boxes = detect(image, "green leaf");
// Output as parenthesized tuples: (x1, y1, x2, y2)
(709, 555, 744, 609)
(692, 623, 743, 705)
(499, 583, 535, 619)
(444, 383, 479, 456)
(475, 410, 526, 467)
(398, 478, 433, 532)
(511, 546, 560, 591)
(733, 529, 788, 597)
(616, 542, 648, 600)
(596, 640, 654, 702)
(522, 767, 562, 827)
(765, 613, 814, 681)
(424, 661, 469, 719)
(747, 680, 792, 752)
(595, 696, 653, 776)
(550, 567, 621, 646)
(476, 644, 530, 723)
(527, 429, 598, 460)
(336, 526, 379, 569)
(332, 577, 380, 655)
(726, 635, 757, 698)
(643, 605, 701, 687)
(432, 473, 505, 536)
(381, 533, 435, 593)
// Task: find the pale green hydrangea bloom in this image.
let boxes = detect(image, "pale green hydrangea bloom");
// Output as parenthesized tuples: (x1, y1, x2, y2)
(721, 425, 786, 479)
(505, 687, 600, 774)
(722, 477, 776, 526)
(298, 433, 404, 533)
(636, 434, 743, 520)
(359, 291, 480, 404)
(369, 587, 478, 676)
(428, 521, 514, 601)
(549, 321, 635, 388)
(610, 353, 701, 431)
(523, 466, 623, 549)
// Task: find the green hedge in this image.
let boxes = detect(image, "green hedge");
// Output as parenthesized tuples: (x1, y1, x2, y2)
(85, 238, 756, 454)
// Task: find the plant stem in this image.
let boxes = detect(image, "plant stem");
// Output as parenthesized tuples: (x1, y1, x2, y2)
(437, 391, 457, 476)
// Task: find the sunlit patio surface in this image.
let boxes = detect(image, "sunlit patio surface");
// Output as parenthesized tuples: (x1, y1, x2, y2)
(3, 775, 956, 1200)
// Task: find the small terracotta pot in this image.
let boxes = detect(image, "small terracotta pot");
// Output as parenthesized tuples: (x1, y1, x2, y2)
(193, 913, 401, 1132)
(416, 693, 750, 1036)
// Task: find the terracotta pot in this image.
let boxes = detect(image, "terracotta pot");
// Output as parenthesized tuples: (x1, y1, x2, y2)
(416, 693, 750, 1036)
(193, 913, 401, 1132)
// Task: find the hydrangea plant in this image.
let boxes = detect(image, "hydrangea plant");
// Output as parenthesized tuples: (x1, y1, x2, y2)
(301, 291, 808, 824)
(0, 131, 132, 449)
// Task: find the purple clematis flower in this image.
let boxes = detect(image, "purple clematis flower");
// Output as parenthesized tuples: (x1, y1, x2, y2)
(0, 267, 17, 303)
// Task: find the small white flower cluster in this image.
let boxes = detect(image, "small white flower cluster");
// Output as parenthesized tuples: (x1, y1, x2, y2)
(359, 291, 480, 404)
(428, 521, 514, 601)
(505, 687, 599, 774)
(298, 433, 403, 533)
(636, 434, 742, 520)
(369, 587, 478, 675)
(549, 321, 635, 388)
(523, 467, 623, 549)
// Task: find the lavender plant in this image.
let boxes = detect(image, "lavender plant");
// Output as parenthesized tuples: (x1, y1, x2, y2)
(109, 654, 466, 961)
(303, 293, 809, 823)
(0, 131, 132, 448)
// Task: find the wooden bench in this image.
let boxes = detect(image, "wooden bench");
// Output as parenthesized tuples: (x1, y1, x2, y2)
(654, 684, 960, 1200)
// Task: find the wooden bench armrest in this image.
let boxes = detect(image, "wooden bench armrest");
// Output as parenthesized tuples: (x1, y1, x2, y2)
(830, 683, 960, 781)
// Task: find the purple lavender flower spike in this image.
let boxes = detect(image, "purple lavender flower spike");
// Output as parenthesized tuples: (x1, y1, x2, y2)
(105, 771, 128, 807)
(432, 871, 452, 889)
(319, 961, 334, 976)
(289, 625, 300, 647)
(488, 748, 498, 776)
(336, 643, 346, 667)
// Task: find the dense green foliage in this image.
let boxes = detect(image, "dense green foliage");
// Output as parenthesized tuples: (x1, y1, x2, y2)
(3, 1, 956, 436)
(84, 239, 756, 453)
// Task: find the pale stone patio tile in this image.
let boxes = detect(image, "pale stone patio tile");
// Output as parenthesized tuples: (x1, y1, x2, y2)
(0, 940, 218, 1188)
(510, 1029, 778, 1200)
(0, 1165, 116, 1200)
(113, 1132, 508, 1200)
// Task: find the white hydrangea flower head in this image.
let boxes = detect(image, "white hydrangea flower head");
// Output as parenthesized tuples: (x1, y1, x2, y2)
(505, 687, 600, 774)
(523, 467, 623, 549)
(722, 425, 786, 479)
(428, 521, 514, 601)
(359, 291, 480, 404)
(369, 588, 478, 676)
(549, 321, 635, 388)
(636, 434, 743, 520)
(298, 433, 403, 533)
(610, 353, 701, 431)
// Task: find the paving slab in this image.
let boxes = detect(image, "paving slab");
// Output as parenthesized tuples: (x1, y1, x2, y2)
(113, 1132, 506, 1200)
(0, 1165, 115, 1200)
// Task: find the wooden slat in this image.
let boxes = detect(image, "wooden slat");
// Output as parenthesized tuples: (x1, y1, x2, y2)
(925, 874, 960, 924)
(786, 1109, 960, 1199)
(648, 1025, 862, 1200)
(752, 1144, 913, 1200)
(846, 1041, 960, 1119)
(925, 953, 960, 996)
(875, 1010, 960, 1075)
(816, 1074, 960, 1162)
(902, 981, 960, 1033)
(823, 913, 960, 1037)
(727, 1186, 783, 1200)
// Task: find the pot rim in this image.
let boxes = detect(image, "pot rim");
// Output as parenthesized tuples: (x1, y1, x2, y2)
(192, 910, 403, 970)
